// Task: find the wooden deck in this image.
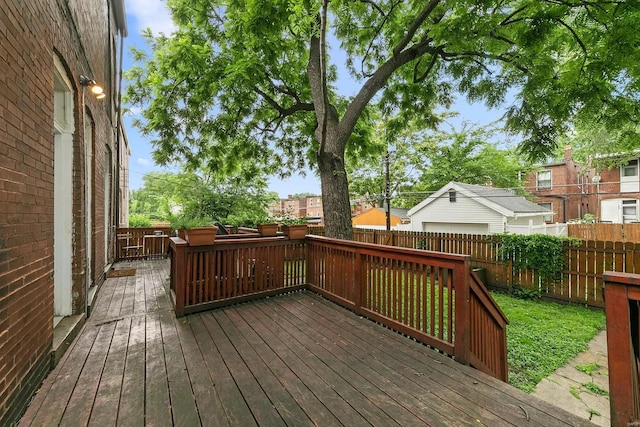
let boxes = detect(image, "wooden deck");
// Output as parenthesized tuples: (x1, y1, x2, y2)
(19, 260, 593, 426)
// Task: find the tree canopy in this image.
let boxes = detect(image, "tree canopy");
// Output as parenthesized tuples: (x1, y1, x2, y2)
(129, 171, 277, 227)
(126, 0, 640, 239)
(411, 123, 532, 196)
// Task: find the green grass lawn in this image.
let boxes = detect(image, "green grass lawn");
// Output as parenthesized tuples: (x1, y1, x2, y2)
(490, 292, 606, 393)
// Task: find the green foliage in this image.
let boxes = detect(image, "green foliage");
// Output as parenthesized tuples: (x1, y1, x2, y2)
(587, 408, 601, 417)
(510, 283, 540, 301)
(168, 213, 213, 230)
(412, 123, 532, 195)
(575, 363, 603, 377)
(581, 382, 608, 396)
(497, 234, 581, 283)
(491, 292, 605, 393)
(569, 386, 580, 400)
(129, 171, 275, 228)
(128, 214, 153, 228)
(125, 0, 640, 238)
(569, 214, 597, 224)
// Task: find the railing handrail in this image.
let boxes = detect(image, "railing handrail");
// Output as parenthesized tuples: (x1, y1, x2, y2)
(306, 235, 508, 381)
(167, 234, 509, 381)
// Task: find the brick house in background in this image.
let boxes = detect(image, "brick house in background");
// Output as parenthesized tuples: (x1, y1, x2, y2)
(0, 1, 128, 424)
(268, 195, 324, 223)
(525, 146, 640, 223)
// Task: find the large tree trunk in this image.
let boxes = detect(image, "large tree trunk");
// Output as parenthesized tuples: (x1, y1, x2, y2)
(317, 133, 353, 240)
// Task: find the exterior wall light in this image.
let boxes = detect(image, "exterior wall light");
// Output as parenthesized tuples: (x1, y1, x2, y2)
(79, 75, 105, 100)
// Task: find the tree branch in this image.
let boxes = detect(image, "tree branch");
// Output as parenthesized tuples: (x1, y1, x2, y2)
(340, 39, 439, 142)
(253, 86, 314, 117)
(393, 0, 441, 57)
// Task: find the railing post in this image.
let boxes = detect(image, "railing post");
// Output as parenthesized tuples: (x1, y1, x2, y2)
(354, 248, 363, 315)
(170, 237, 188, 317)
(454, 257, 471, 365)
(604, 272, 640, 426)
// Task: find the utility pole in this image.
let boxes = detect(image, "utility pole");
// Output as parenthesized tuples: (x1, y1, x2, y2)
(385, 149, 391, 231)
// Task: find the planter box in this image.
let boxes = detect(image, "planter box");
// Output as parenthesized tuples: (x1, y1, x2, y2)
(283, 224, 307, 239)
(257, 223, 279, 237)
(185, 226, 218, 246)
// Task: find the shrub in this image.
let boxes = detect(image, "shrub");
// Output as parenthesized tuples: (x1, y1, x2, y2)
(128, 214, 153, 228)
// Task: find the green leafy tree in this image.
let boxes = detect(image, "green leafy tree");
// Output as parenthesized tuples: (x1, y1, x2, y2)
(126, 0, 640, 239)
(347, 114, 428, 210)
(129, 171, 276, 227)
(411, 124, 532, 201)
(562, 123, 640, 173)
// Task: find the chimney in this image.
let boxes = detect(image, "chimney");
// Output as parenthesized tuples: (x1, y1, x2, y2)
(564, 145, 572, 161)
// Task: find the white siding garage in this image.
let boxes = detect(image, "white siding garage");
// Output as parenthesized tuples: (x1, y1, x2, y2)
(422, 222, 490, 234)
(407, 182, 551, 235)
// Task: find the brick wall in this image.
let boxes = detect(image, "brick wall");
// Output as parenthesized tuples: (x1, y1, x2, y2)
(0, 0, 121, 423)
(524, 148, 596, 222)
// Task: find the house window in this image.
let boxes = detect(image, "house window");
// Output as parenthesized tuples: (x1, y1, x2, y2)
(537, 170, 552, 189)
(622, 159, 638, 177)
(621, 159, 639, 193)
(622, 199, 638, 223)
(538, 202, 553, 222)
(309, 199, 314, 208)
(449, 190, 456, 202)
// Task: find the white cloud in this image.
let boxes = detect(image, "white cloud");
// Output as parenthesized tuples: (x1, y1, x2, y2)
(127, 0, 177, 36)
(137, 158, 151, 166)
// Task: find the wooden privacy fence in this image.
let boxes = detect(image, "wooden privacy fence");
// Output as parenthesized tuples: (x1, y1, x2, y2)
(306, 236, 509, 382)
(604, 272, 640, 427)
(308, 228, 640, 308)
(569, 223, 640, 242)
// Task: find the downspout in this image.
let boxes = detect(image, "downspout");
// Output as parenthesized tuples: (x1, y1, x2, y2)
(115, 31, 124, 233)
(113, 0, 128, 239)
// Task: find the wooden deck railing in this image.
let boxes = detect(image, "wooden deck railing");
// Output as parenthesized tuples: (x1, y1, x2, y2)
(310, 228, 640, 308)
(306, 236, 509, 381)
(169, 236, 307, 317)
(116, 227, 172, 260)
(604, 271, 640, 426)
(168, 234, 509, 381)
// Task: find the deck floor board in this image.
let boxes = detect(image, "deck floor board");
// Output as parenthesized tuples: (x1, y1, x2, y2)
(19, 259, 594, 427)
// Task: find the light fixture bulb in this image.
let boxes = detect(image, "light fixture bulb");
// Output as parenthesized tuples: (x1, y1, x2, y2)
(95, 92, 106, 100)
(91, 85, 104, 95)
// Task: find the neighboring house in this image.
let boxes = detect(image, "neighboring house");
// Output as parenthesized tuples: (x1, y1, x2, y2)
(525, 146, 640, 223)
(407, 182, 552, 234)
(268, 194, 324, 224)
(0, 1, 128, 424)
(352, 207, 409, 230)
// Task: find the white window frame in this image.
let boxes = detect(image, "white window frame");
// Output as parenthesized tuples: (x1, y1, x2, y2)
(537, 170, 552, 190)
(621, 159, 639, 193)
(622, 199, 638, 223)
(538, 202, 553, 222)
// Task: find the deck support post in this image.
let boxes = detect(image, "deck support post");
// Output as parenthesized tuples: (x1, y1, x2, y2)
(454, 256, 471, 365)
(604, 271, 640, 426)
(170, 237, 188, 317)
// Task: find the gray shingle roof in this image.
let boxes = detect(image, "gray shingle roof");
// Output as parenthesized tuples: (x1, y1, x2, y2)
(454, 182, 550, 213)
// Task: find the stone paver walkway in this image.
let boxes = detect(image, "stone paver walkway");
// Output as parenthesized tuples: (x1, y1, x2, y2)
(532, 329, 610, 426)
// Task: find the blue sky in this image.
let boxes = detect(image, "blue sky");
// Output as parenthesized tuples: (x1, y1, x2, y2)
(123, 0, 508, 198)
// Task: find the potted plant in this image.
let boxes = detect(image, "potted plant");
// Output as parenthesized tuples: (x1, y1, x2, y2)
(169, 214, 217, 245)
(257, 223, 279, 237)
(281, 216, 308, 239)
(185, 224, 218, 246)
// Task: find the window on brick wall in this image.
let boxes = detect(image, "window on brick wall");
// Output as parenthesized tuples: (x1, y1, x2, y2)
(537, 170, 552, 189)
(538, 202, 553, 222)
